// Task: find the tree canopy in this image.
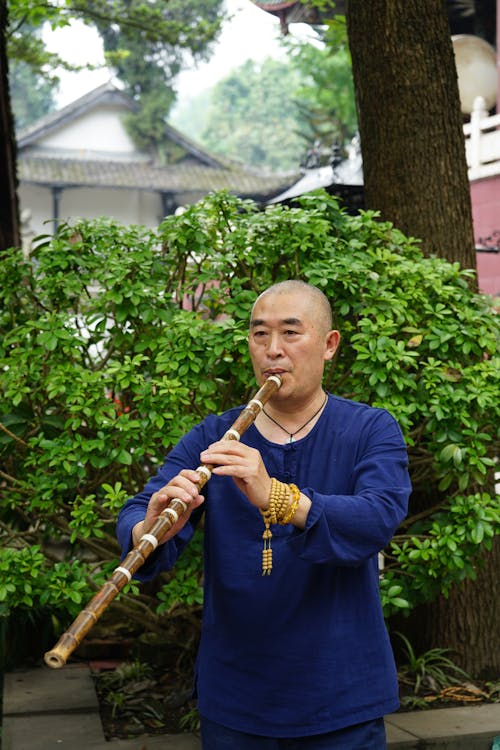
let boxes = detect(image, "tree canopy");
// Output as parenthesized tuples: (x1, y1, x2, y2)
(199, 57, 306, 171)
(10, 56, 57, 130)
(173, 32, 357, 171)
(7, 0, 226, 141)
(284, 21, 357, 155)
(1, 191, 498, 673)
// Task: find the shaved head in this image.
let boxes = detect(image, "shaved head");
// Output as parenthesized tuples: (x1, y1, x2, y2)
(252, 280, 333, 335)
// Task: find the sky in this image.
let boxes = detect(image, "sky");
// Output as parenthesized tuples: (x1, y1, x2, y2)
(42, 0, 314, 110)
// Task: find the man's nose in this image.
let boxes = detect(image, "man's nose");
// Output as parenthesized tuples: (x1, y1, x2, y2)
(267, 333, 283, 357)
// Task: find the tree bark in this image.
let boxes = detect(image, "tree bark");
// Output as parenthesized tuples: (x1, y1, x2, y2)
(426, 537, 500, 679)
(391, 536, 500, 679)
(346, 0, 477, 277)
(346, 0, 499, 676)
(0, 0, 21, 252)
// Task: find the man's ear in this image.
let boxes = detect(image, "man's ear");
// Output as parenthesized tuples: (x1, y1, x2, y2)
(324, 330, 341, 361)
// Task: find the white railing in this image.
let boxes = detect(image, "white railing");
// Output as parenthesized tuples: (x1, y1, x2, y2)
(463, 96, 500, 180)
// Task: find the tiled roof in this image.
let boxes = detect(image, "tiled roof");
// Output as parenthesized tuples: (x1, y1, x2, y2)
(18, 154, 297, 200)
(251, 1, 296, 9)
(17, 81, 299, 202)
(250, 1, 345, 16)
(17, 83, 226, 171)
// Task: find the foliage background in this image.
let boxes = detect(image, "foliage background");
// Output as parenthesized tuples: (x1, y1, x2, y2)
(1, 190, 498, 666)
(173, 32, 357, 171)
(8, 0, 226, 143)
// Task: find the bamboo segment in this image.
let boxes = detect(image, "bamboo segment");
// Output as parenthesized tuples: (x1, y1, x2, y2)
(44, 375, 282, 668)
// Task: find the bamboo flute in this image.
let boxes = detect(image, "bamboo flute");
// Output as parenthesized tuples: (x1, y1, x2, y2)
(44, 374, 282, 669)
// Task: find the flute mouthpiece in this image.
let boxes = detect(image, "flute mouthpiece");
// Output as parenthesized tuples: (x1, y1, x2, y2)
(267, 374, 282, 387)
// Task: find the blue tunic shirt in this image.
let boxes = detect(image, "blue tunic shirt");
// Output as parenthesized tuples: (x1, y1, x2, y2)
(117, 393, 411, 737)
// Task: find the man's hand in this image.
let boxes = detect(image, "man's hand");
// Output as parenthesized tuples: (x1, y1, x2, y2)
(132, 469, 205, 546)
(200, 441, 272, 510)
(199, 441, 311, 529)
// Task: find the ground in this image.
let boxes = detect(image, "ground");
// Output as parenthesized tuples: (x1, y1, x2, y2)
(58, 608, 500, 740)
(93, 658, 198, 739)
(87, 625, 200, 740)
(90, 645, 499, 741)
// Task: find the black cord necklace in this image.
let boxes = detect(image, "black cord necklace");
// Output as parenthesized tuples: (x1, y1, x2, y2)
(262, 392, 328, 444)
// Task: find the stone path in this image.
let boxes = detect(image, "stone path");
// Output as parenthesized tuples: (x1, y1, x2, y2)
(3, 663, 500, 749)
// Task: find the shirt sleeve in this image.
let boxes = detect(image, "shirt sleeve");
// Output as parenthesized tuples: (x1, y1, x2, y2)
(115, 420, 208, 581)
(288, 408, 411, 566)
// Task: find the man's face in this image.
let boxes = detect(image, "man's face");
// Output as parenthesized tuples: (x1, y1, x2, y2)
(248, 291, 339, 400)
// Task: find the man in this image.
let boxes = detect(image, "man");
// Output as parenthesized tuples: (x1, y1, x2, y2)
(117, 280, 411, 749)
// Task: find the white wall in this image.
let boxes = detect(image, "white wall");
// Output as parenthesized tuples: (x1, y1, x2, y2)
(19, 185, 55, 248)
(19, 184, 164, 249)
(35, 105, 143, 159)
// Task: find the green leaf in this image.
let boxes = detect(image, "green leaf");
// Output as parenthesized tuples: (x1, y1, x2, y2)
(391, 597, 410, 609)
(117, 450, 132, 465)
(471, 523, 484, 544)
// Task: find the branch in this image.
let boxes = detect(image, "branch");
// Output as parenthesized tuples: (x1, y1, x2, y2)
(398, 500, 447, 530)
(58, 2, 216, 45)
(0, 518, 25, 544)
(0, 467, 29, 487)
(0, 421, 29, 447)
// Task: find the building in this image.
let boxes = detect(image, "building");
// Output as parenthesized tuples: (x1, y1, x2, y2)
(249, 0, 345, 34)
(268, 108, 500, 297)
(17, 82, 297, 245)
(463, 95, 500, 297)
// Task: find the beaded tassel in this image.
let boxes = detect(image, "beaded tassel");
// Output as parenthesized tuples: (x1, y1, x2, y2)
(260, 478, 302, 575)
(262, 527, 273, 575)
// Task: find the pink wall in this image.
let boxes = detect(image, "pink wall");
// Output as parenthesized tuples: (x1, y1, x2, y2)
(476, 251, 500, 297)
(470, 176, 500, 297)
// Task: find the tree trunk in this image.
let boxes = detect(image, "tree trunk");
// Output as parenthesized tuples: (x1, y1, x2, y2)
(0, 0, 21, 252)
(346, 0, 499, 676)
(391, 536, 500, 679)
(346, 0, 477, 277)
(425, 537, 500, 679)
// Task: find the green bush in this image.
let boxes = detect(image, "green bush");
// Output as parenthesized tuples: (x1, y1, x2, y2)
(1, 190, 498, 651)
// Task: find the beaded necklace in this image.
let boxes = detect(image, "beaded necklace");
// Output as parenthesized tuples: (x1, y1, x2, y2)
(262, 392, 328, 443)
